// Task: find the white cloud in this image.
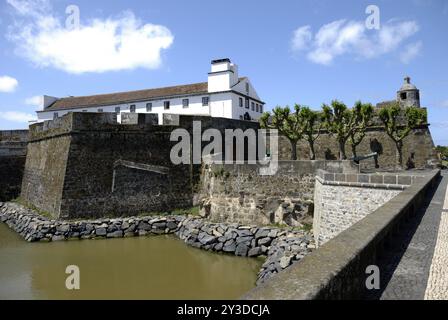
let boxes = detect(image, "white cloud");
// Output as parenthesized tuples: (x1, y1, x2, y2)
(291, 19, 420, 65)
(400, 41, 422, 64)
(0, 75, 19, 92)
(291, 26, 312, 51)
(0, 111, 36, 123)
(25, 95, 43, 109)
(6, 0, 174, 74)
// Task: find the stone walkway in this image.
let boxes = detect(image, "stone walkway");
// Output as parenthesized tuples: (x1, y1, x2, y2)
(365, 171, 447, 300)
(424, 177, 448, 300)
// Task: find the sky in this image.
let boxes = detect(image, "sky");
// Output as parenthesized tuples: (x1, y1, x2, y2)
(0, 0, 447, 145)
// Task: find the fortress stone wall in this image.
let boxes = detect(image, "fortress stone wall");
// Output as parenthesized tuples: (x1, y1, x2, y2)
(0, 130, 28, 201)
(20, 112, 259, 219)
(200, 161, 358, 226)
(276, 113, 439, 170)
(11, 105, 440, 221)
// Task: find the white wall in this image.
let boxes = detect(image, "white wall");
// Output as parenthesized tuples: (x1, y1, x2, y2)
(38, 94, 212, 124)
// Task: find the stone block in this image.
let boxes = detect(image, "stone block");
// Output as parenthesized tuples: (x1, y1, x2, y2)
(384, 175, 397, 184)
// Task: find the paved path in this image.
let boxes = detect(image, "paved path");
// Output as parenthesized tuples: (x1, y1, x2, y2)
(365, 171, 448, 300)
(424, 176, 448, 300)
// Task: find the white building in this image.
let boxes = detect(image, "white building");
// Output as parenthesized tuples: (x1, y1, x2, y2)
(36, 59, 264, 124)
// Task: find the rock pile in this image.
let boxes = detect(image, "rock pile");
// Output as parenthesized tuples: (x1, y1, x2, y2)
(0, 202, 182, 241)
(176, 217, 314, 283)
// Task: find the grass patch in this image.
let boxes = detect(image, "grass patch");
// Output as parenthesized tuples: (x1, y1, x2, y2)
(11, 197, 53, 219)
(138, 206, 200, 217)
(301, 223, 313, 232)
(442, 160, 448, 168)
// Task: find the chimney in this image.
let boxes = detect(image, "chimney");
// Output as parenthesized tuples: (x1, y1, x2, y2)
(208, 58, 238, 93)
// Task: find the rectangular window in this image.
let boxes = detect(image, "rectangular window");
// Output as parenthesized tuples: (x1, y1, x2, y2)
(255, 104, 259, 112)
(98, 109, 103, 113)
(146, 103, 152, 112)
(183, 99, 189, 108)
(130, 105, 136, 113)
(245, 98, 249, 109)
(115, 107, 120, 113)
(239, 97, 243, 107)
(164, 101, 170, 110)
(246, 83, 249, 94)
(260, 105, 263, 113)
(202, 97, 209, 106)
(251, 102, 255, 111)
(53, 112, 58, 119)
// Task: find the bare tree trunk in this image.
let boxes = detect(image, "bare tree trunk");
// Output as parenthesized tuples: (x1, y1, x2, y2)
(396, 140, 403, 170)
(351, 143, 357, 159)
(309, 140, 316, 160)
(290, 140, 298, 160)
(339, 140, 347, 160)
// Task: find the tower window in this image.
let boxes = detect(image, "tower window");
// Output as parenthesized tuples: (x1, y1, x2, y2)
(130, 105, 136, 113)
(400, 92, 407, 100)
(246, 83, 249, 94)
(146, 103, 152, 112)
(53, 112, 58, 119)
(115, 107, 120, 113)
(251, 102, 255, 111)
(239, 97, 243, 107)
(98, 109, 103, 113)
(245, 98, 249, 109)
(164, 101, 170, 110)
(183, 99, 189, 108)
(202, 97, 209, 106)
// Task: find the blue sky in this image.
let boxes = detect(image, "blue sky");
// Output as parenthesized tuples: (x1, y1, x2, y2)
(0, 0, 447, 145)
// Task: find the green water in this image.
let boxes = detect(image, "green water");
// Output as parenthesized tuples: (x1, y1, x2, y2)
(0, 223, 262, 300)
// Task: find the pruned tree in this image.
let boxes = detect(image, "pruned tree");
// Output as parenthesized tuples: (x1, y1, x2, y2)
(348, 101, 374, 158)
(379, 101, 427, 169)
(298, 106, 323, 160)
(260, 105, 303, 160)
(321, 100, 359, 160)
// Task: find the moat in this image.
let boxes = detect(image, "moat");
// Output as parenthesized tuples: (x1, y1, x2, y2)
(0, 223, 262, 299)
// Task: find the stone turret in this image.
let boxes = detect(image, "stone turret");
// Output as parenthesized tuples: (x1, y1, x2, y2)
(397, 76, 420, 108)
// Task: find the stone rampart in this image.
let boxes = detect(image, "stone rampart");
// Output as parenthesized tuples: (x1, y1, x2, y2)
(200, 161, 358, 226)
(21, 112, 259, 219)
(276, 123, 439, 170)
(0, 130, 28, 201)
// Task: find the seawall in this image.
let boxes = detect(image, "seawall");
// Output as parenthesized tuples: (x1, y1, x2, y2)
(0, 201, 314, 284)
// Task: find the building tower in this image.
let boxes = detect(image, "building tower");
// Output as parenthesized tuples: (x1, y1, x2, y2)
(397, 76, 420, 108)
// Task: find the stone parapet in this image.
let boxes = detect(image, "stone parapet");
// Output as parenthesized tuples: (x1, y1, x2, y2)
(243, 169, 441, 299)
